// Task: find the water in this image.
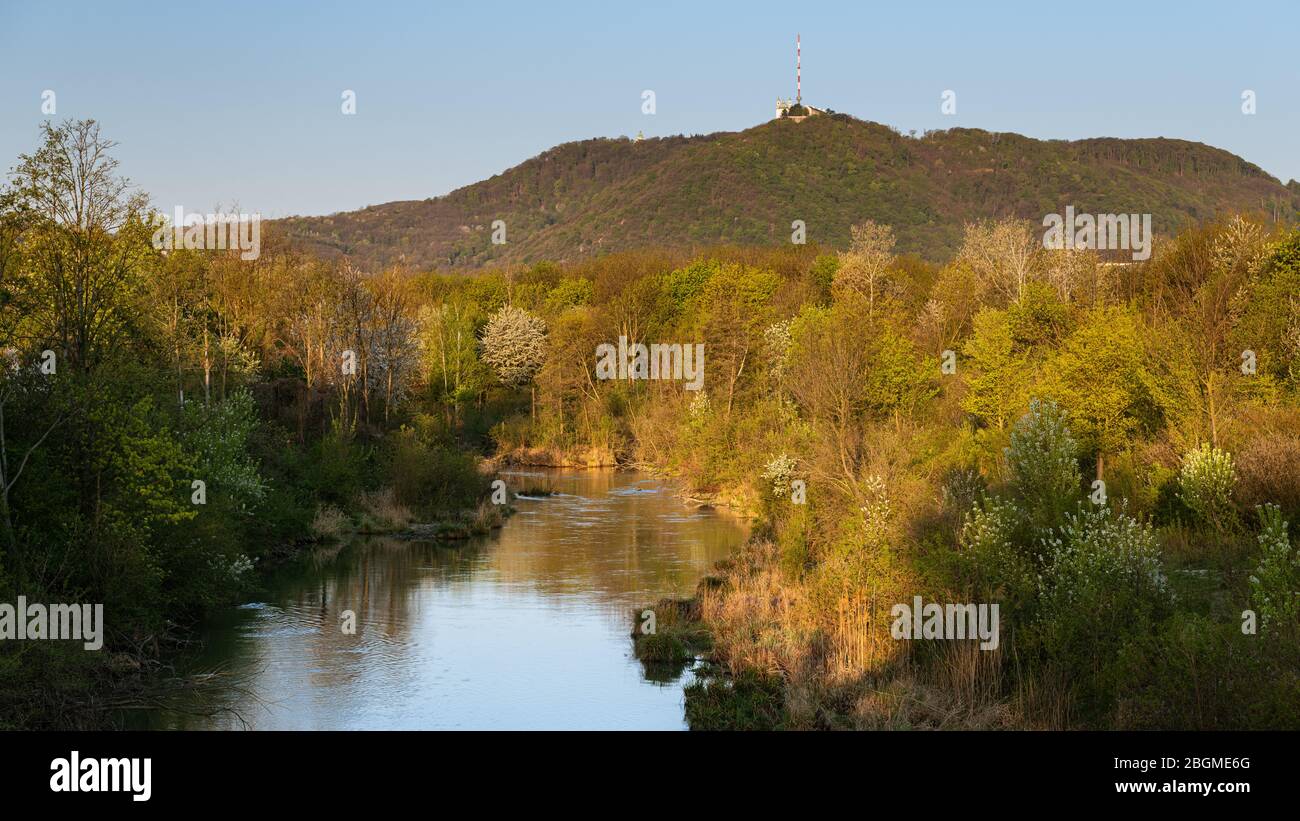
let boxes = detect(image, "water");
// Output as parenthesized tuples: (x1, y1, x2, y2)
(137, 469, 746, 730)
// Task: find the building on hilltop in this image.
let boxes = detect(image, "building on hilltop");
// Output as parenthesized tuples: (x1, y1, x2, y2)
(774, 35, 823, 122)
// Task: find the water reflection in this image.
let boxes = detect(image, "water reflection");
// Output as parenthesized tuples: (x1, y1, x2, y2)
(138, 469, 746, 730)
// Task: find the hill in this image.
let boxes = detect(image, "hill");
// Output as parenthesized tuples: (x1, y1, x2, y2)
(277, 114, 1300, 269)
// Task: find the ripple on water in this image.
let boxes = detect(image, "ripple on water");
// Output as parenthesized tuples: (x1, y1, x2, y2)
(139, 469, 747, 730)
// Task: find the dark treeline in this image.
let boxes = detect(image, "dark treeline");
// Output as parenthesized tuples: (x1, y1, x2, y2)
(1, 119, 1297, 728)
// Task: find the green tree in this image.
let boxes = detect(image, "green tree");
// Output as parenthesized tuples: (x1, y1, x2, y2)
(1047, 307, 1157, 480)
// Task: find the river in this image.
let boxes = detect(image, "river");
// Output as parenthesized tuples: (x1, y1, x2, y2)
(135, 469, 746, 730)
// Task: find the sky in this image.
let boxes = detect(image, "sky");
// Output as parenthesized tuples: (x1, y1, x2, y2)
(2, 0, 1297, 219)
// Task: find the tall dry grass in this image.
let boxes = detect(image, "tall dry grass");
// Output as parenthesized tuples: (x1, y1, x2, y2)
(699, 534, 1033, 729)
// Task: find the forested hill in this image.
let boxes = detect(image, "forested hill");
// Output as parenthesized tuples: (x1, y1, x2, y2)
(278, 114, 1300, 269)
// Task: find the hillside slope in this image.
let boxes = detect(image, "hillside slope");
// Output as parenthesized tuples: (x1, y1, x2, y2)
(278, 114, 1300, 269)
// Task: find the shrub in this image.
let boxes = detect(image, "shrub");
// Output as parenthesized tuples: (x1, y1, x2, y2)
(1179, 444, 1237, 531)
(1236, 434, 1300, 523)
(941, 467, 987, 518)
(179, 390, 266, 511)
(1031, 506, 1172, 718)
(1111, 612, 1300, 729)
(311, 426, 367, 505)
(1249, 504, 1299, 635)
(388, 429, 489, 517)
(761, 453, 799, 498)
(310, 504, 350, 540)
(958, 497, 1035, 607)
(1006, 398, 1080, 531)
(776, 505, 812, 579)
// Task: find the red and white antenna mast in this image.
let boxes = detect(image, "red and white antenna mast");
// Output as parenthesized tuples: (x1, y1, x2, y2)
(796, 33, 802, 104)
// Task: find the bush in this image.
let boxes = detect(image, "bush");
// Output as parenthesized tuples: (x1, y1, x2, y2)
(761, 453, 799, 498)
(1031, 506, 1172, 718)
(388, 428, 490, 517)
(776, 505, 812, 579)
(1110, 612, 1300, 729)
(958, 497, 1035, 608)
(1249, 504, 1299, 635)
(1236, 434, 1300, 523)
(1006, 399, 1080, 531)
(311, 426, 367, 505)
(1179, 444, 1237, 531)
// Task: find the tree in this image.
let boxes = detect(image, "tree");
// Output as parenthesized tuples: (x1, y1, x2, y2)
(787, 303, 874, 504)
(367, 266, 417, 424)
(1046, 307, 1157, 480)
(834, 220, 896, 319)
(8, 120, 152, 378)
(480, 305, 547, 419)
(695, 263, 779, 418)
(536, 307, 603, 439)
(4, 119, 152, 536)
(419, 295, 490, 427)
(962, 307, 1026, 431)
(958, 218, 1042, 304)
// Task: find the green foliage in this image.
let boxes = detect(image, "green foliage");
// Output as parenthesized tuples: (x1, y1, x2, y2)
(776, 504, 812, 579)
(180, 390, 266, 511)
(1045, 306, 1158, 468)
(1234, 232, 1300, 388)
(1109, 611, 1300, 729)
(5, 116, 1300, 731)
(1005, 399, 1080, 530)
(962, 308, 1027, 430)
(542, 276, 594, 313)
(310, 426, 369, 506)
(958, 496, 1035, 606)
(387, 428, 490, 517)
(1030, 506, 1172, 717)
(684, 671, 787, 730)
(1249, 505, 1299, 634)
(279, 116, 1299, 270)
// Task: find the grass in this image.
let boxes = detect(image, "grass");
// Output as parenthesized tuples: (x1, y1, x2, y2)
(309, 504, 350, 541)
(630, 597, 712, 663)
(399, 500, 509, 541)
(684, 669, 788, 731)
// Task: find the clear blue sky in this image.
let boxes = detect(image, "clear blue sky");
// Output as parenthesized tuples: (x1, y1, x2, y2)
(2, 0, 1296, 218)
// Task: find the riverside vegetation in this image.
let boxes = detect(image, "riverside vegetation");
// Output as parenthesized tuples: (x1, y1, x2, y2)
(2, 119, 1298, 729)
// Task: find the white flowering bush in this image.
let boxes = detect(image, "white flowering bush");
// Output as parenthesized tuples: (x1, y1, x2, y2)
(959, 497, 1034, 603)
(1006, 398, 1080, 528)
(761, 453, 798, 497)
(1179, 444, 1237, 530)
(1249, 504, 1299, 633)
(1038, 507, 1169, 606)
(687, 391, 711, 428)
(1031, 506, 1171, 705)
(859, 474, 892, 545)
(763, 319, 794, 386)
(210, 553, 255, 583)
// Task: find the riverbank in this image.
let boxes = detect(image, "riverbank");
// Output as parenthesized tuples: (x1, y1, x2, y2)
(489, 445, 619, 469)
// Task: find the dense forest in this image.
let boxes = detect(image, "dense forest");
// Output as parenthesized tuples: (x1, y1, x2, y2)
(279, 114, 1300, 270)
(2, 119, 1298, 729)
